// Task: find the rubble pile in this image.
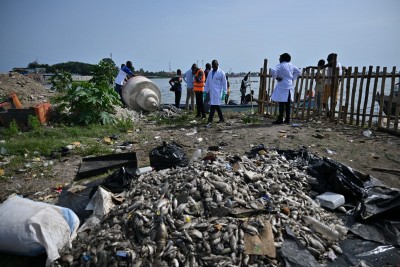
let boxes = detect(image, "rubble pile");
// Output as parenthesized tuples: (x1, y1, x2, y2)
(0, 72, 52, 106)
(56, 149, 347, 266)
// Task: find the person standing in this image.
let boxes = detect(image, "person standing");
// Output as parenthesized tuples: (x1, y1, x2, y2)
(322, 53, 345, 114)
(114, 61, 135, 104)
(169, 69, 183, 108)
(310, 59, 326, 110)
(240, 72, 250, 104)
(204, 60, 227, 128)
(224, 74, 230, 105)
(191, 64, 207, 118)
(203, 63, 212, 113)
(271, 53, 301, 124)
(183, 67, 195, 111)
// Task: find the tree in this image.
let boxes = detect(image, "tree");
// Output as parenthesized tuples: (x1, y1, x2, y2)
(27, 60, 49, 70)
(90, 59, 117, 86)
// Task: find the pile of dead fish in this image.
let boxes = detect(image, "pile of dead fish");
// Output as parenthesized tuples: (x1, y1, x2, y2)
(56, 150, 347, 266)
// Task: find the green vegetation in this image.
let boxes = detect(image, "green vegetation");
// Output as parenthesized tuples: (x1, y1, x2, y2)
(0, 123, 133, 169)
(25, 59, 261, 78)
(242, 114, 262, 124)
(147, 113, 193, 126)
(53, 59, 121, 125)
(49, 70, 73, 92)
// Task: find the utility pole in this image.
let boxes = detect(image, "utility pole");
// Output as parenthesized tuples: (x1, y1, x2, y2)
(169, 61, 171, 72)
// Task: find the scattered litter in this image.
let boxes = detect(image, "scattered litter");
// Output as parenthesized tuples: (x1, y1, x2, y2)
(326, 148, 337, 155)
(292, 123, 303, 127)
(363, 130, 372, 138)
(185, 130, 197, 136)
(313, 133, 325, 139)
(316, 192, 345, 210)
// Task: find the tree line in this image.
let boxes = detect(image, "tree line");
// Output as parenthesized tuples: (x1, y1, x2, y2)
(26, 59, 258, 78)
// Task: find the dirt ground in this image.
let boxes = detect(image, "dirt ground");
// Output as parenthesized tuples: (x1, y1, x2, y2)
(1, 73, 399, 203)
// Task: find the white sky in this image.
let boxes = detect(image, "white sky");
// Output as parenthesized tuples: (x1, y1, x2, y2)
(1, 0, 399, 73)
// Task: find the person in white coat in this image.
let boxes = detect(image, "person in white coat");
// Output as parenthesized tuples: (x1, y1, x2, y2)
(271, 53, 301, 124)
(204, 59, 227, 128)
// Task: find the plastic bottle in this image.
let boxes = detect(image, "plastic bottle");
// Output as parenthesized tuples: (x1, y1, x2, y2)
(155, 217, 168, 252)
(190, 148, 202, 163)
(302, 215, 339, 241)
(135, 166, 153, 175)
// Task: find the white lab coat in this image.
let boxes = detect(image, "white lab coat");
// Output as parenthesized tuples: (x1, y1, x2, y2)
(204, 68, 227, 105)
(271, 62, 301, 102)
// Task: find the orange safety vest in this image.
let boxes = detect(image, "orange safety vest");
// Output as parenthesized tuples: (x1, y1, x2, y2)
(193, 69, 205, 92)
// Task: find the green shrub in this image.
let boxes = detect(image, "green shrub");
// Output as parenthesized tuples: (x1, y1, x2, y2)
(55, 82, 121, 125)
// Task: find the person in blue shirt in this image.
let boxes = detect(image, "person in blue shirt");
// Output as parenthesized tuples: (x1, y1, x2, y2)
(114, 61, 135, 104)
(183, 67, 195, 110)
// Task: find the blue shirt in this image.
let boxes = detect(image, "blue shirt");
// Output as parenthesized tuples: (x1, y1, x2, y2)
(183, 69, 194, 88)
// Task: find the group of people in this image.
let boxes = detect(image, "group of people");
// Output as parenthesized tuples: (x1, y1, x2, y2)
(114, 52, 344, 127)
(270, 52, 344, 124)
(169, 60, 228, 128)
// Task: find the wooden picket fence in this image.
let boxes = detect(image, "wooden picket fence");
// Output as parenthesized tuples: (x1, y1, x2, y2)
(257, 59, 400, 135)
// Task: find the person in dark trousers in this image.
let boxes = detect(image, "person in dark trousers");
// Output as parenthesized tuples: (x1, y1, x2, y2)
(224, 74, 230, 105)
(114, 61, 135, 104)
(204, 60, 227, 128)
(169, 69, 183, 108)
(203, 63, 212, 113)
(271, 53, 301, 124)
(240, 72, 250, 104)
(191, 64, 207, 118)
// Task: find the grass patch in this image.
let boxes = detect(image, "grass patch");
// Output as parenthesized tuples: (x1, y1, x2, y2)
(0, 122, 135, 165)
(242, 115, 262, 124)
(148, 113, 193, 126)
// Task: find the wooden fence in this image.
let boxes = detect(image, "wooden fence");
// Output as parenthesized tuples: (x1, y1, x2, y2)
(257, 59, 400, 135)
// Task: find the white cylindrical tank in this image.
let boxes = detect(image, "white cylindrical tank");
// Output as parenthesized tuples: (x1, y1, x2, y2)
(121, 76, 161, 112)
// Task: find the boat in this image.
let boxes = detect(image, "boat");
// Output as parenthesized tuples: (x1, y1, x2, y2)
(161, 101, 258, 113)
(376, 83, 399, 116)
(297, 98, 316, 109)
(161, 103, 259, 113)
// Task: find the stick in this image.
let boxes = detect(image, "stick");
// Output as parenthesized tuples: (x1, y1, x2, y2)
(371, 167, 400, 175)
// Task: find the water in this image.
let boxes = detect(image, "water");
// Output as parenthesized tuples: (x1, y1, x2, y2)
(150, 77, 258, 104)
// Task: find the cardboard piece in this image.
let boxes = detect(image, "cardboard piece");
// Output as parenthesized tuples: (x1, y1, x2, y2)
(244, 220, 276, 258)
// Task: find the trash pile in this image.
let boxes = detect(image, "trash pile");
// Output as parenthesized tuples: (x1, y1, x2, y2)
(1, 144, 399, 266)
(55, 147, 349, 266)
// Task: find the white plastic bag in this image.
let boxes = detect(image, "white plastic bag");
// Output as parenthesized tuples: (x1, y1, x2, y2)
(0, 195, 80, 266)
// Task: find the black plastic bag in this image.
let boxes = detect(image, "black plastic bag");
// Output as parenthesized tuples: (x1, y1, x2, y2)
(246, 144, 267, 158)
(149, 141, 189, 170)
(57, 167, 136, 223)
(307, 157, 368, 203)
(89, 167, 137, 198)
(280, 226, 323, 267)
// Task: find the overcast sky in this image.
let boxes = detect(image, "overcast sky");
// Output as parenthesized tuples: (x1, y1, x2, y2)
(1, 0, 399, 73)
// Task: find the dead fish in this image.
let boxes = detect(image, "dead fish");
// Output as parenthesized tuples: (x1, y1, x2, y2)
(241, 224, 259, 236)
(209, 180, 233, 195)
